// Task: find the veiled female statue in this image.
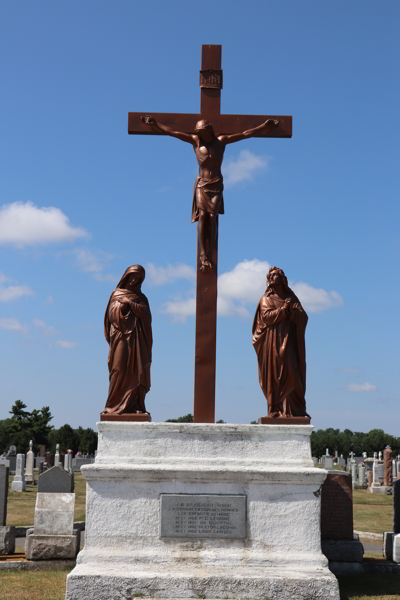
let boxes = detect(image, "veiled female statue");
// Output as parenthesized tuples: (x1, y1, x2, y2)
(103, 265, 152, 415)
(252, 267, 309, 418)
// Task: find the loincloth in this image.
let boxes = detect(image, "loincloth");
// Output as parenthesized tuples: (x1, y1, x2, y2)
(192, 176, 224, 223)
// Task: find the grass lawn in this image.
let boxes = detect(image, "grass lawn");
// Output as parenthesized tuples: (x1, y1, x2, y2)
(353, 489, 392, 534)
(6, 473, 86, 526)
(0, 571, 399, 600)
(337, 574, 400, 599)
(0, 570, 69, 600)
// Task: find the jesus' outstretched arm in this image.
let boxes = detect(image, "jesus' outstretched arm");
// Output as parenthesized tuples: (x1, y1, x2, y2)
(141, 115, 195, 145)
(219, 119, 279, 145)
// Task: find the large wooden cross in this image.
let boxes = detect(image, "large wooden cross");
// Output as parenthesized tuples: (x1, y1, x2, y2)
(128, 45, 292, 423)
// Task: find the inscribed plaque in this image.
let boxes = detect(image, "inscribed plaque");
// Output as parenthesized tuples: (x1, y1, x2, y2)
(160, 494, 246, 539)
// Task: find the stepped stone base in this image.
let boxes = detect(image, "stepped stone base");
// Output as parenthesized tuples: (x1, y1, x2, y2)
(25, 529, 80, 560)
(66, 422, 339, 600)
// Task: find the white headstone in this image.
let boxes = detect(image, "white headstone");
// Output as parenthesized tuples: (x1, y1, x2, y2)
(372, 461, 379, 485)
(11, 453, 26, 492)
(351, 463, 357, 487)
(326, 448, 329, 456)
(379, 451, 383, 461)
(64, 453, 72, 474)
(25, 440, 34, 482)
(54, 444, 60, 467)
(358, 464, 365, 486)
(34, 492, 75, 535)
(324, 456, 333, 470)
(373, 452, 377, 459)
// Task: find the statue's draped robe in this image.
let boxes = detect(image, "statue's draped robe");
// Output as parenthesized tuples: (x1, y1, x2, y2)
(192, 176, 224, 223)
(252, 290, 308, 416)
(104, 288, 152, 414)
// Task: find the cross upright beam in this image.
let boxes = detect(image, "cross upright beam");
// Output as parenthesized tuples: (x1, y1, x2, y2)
(128, 44, 292, 423)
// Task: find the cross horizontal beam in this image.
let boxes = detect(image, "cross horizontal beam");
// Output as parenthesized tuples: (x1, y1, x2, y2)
(128, 112, 292, 138)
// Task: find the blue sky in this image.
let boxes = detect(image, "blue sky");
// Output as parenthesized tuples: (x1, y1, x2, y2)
(0, 1, 399, 435)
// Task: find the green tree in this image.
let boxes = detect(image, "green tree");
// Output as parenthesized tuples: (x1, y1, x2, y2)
(75, 427, 98, 454)
(55, 424, 79, 453)
(165, 414, 193, 423)
(3, 400, 54, 453)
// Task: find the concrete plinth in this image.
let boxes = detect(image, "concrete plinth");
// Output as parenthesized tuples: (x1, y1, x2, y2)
(0, 526, 15, 555)
(66, 422, 339, 600)
(25, 529, 80, 560)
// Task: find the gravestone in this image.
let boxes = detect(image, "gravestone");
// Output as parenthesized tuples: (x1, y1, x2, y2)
(38, 465, 74, 493)
(64, 453, 72, 474)
(324, 454, 333, 470)
(0, 465, 15, 555)
(358, 465, 365, 486)
(377, 463, 384, 480)
(6, 446, 16, 472)
(0, 456, 10, 468)
(25, 440, 34, 483)
(54, 444, 60, 467)
(320, 471, 363, 562)
(11, 454, 25, 492)
(351, 463, 356, 488)
(384, 447, 393, 487)
(368, 470, 372, 488)
(0, 466, 9, 526)
(394, 480, 400, 534)
(72, 456, 94, 472)
(35, 456, 45, 469)
(25, 492, 80, 560)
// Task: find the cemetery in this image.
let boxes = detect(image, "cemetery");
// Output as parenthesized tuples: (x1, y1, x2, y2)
(1, 4, 399, 600)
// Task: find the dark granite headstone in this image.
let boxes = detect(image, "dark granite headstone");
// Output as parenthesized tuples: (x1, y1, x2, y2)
(38, 465, 74, 493)
(0, 466, 9, 526)
(394, 479, 400, 534)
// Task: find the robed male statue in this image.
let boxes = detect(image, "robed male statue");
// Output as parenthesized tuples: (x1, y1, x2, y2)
(252, 266, 309, 418)
(103, 265, 152, 415)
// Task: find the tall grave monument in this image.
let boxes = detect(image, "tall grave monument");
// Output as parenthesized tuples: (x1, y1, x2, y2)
(66, 46, 339, 600)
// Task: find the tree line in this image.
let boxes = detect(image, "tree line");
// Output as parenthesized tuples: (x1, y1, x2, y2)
(311, 427, 400, 457)
(0, 400, 97, 455)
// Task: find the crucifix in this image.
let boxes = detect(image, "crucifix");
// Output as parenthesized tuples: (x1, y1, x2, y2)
(128, 45, 292, 423)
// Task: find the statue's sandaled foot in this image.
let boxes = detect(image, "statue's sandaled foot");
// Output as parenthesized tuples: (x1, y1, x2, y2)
(199, 255, 212, 271)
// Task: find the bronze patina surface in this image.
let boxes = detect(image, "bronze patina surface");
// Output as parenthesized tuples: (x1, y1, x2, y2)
(102, 265, 152, 419)
(129, 45, 291, 423)
(253, 267, 310, 421)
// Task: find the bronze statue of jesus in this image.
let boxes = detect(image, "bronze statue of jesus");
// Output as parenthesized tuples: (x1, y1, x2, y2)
(142, 116, 278, 271)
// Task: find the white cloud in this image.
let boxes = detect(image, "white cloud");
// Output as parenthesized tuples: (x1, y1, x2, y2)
(158, 259, 344, 322)
(146, 262, 196, 285)
(290, 282, 344, 313)
(218, 259, 269, 303)
(56, 340, 78, 349)
(33, 318, 57, 336)
(223, 150, 269, 187)
(0, 273, 34, 302)
(73, 248, 106, 273)
(0, 284, 33, 302)
(345, 382, 377, 392)
(0, 317, 28, 334)
(0, 202, 88, 247)
(72, 248, 115, 282)
(162, 297, 196, 323)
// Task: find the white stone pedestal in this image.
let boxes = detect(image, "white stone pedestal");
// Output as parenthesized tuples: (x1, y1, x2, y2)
(66, 422, 339, 600)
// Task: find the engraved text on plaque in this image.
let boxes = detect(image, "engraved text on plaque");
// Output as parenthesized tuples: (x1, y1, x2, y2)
(160, 494, 246, 539)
